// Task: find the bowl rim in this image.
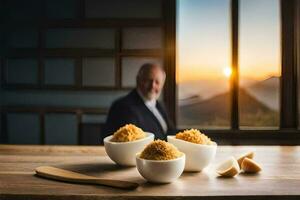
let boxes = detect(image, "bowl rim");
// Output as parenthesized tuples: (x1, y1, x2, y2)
(136, 152, 186, 163)
(167, 135, 217, 147)
(104, 132, 154, 145)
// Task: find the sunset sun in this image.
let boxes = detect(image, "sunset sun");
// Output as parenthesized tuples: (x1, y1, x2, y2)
(223, 67, 232, 78)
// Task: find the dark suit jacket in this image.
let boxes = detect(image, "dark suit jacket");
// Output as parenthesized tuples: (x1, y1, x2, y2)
(103, 89, 175, 140)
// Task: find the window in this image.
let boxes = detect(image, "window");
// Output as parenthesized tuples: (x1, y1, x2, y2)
(170, 0, 300, 143)
(239, 0, 280, 129)
(177, 0, 231, 129)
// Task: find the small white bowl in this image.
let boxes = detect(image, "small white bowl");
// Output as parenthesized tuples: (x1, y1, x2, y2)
(167, 136, 217, 172)
(136, 153, 185, 183)
(104, 132, 154, 166)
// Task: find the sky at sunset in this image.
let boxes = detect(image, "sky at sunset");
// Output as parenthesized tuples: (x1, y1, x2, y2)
(176, 0, 281, 83)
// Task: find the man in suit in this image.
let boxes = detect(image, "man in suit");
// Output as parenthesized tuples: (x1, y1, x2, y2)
(103, 63, 175, 140)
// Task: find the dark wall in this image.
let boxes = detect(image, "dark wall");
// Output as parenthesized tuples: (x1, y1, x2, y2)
(0, 0, 165, 145)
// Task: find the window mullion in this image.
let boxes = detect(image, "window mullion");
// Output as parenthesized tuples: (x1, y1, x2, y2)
(280, 0, 298, 129)
(163, 0, 176, 125)
(230, 0, 239, 130)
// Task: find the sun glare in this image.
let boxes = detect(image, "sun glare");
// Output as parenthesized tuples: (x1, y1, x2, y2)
(223, 67, 232, 78)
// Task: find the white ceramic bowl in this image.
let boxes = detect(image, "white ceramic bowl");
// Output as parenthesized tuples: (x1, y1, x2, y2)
(104, 132, 154, 166)
(167, 136, 217, 172)
(136, 153, 185, 183)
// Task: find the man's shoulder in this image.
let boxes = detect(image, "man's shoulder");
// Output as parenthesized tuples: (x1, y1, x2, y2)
(112, 89, 140, 108)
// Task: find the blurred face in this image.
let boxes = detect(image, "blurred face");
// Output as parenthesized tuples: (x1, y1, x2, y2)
(137, 66, 166, 101)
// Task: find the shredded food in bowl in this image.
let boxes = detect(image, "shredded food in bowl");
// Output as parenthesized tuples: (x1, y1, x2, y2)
(111, 124, 146, 142)
(175, 129, 213, 145)
(140, 140, 183, 160)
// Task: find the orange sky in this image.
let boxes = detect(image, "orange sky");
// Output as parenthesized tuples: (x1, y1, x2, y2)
(177, 0, 281, 84)
(177, 63, 281, 83)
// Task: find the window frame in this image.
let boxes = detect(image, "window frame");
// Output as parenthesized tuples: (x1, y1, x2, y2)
(163, 0, 300, 144)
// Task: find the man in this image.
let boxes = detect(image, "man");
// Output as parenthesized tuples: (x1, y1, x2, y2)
(103, 63, 175, 140)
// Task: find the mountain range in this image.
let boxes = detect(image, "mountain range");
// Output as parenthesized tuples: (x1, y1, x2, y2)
(245, 76, 279, 110)
(178, 76, 280, 126)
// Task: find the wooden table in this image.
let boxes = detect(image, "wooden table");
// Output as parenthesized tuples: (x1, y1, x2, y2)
(0, 145, 299, 200)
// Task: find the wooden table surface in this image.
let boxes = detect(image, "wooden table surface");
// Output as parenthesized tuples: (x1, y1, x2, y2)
(0, 145, 299, 200)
